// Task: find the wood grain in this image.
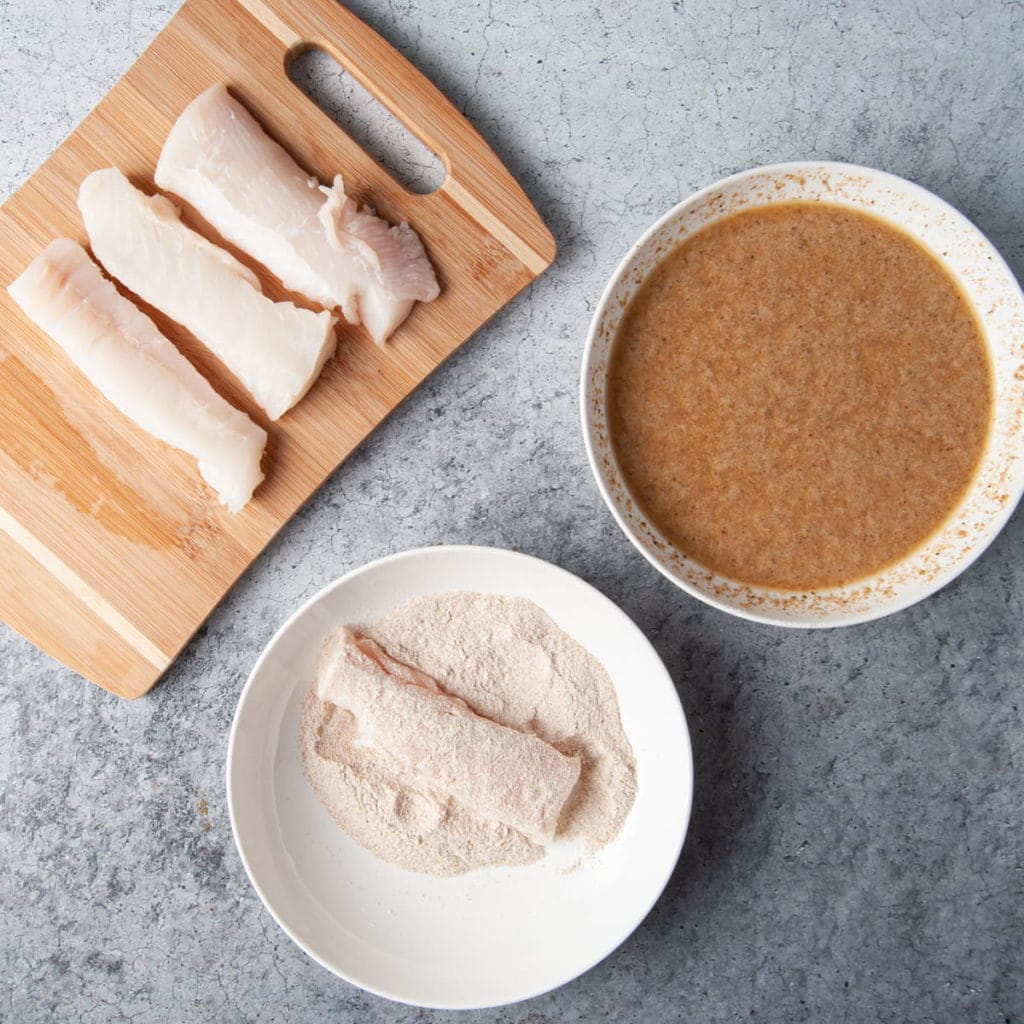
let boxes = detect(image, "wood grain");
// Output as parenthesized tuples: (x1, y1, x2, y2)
(0, 0, 555, 698)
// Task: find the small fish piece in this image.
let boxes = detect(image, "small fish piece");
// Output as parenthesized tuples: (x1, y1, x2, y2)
(7, 239, 266, 514)
(154, 84, 439, 344)
(79, 168, 337, 420)
(315, 626, 582, 844)
(316, 174, 438, 342)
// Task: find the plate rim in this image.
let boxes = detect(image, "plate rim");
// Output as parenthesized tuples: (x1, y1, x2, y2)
(225, 543, 694, 1009)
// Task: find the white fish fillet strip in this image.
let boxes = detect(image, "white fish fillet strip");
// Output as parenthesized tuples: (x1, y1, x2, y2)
(315, 626, 582, 844)
(154, 84, 439, 344)
(316, 175, 436, 342)
(79, 168, 337, 420)
(7, 239, 266, 514)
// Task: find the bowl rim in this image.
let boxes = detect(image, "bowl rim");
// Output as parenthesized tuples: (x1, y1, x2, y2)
(580, 159, 1024, 628)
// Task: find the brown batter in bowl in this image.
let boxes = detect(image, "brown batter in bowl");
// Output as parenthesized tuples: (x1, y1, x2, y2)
(607, 201, 993, 591)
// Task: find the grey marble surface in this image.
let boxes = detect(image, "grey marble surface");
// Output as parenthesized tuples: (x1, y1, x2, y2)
(1, 1, 1023, 1021)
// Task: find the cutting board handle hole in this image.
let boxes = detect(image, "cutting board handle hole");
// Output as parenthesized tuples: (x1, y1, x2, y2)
(289, 48, 444, 195)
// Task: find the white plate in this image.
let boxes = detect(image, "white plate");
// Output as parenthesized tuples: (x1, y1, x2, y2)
(226, 545, 692, 1009)
(582, 161, 1024, 626)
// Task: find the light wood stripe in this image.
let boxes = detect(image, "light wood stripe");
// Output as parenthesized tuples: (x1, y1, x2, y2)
(0, 506, 171, 670)
(235, 0, 301, 49)
(440, 179, 551, 275)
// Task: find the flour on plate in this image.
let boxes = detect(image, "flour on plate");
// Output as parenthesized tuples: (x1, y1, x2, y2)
(300, 591, 637, 877)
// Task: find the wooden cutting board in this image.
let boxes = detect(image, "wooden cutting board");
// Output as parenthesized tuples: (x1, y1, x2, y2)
(0, 0, 555, 698)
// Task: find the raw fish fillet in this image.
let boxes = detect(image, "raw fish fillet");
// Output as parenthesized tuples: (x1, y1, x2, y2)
(79, 168, 337, 420)
(154, 84, 439, 344)
(315, 627, 582, 843)
(7, 239, 266, 513)
(316, 175, 437, 342)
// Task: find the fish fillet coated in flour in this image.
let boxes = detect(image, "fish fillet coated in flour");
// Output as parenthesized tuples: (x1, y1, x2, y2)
(79, 168, 337, 421)
(7, 239, 266, 513)
(315, 627, 582, 844)
(155, 84, 439, 344)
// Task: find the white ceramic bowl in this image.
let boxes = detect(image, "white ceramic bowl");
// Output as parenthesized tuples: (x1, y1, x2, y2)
(581, 161, 1024, 627)
(226, 545, 692, 1009)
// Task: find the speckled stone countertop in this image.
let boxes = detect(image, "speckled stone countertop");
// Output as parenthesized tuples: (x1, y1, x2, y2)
(2, 2, 1022, 1021)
